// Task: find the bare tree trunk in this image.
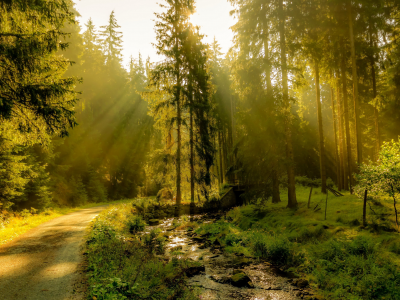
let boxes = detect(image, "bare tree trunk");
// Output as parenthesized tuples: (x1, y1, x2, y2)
(190, 96, 194, 204)
(222, 129, 227, 184)
(336, 78, 347, 190)
(369, 24, 380, 160)
(218, 130, 224, 185)
(279, 0, 297, 207)
(340, 38, 353, 193)
(176, 85, 182, 208)
(315, 61, 327, 193)
(363, 189, 368, 227)
(348, 1, 362, 166)
(264, 18, 280, 203)
(390, 184, 399, 230)
(308, 186, 313, 209)
(330, 83, 341, 190)
(174, 5, 182, 212)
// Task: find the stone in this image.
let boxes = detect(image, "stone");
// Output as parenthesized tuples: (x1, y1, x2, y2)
(295, 279, 309, 289)
(192, 236, 206, 242)
(232, 269, 244, 275)
(231, 272, 253, 288)
(212, 239, 221, 247)
(185, 265, 205, 277)
(210, 275, 231, 284)
(149, 219, 160, 226)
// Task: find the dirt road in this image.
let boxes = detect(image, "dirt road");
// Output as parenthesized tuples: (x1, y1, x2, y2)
(0, 206, 107, 300)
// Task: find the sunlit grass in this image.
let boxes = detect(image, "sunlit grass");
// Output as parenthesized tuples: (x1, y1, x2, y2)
(194, 185, 400, 299)
(0, 199, 134, 245)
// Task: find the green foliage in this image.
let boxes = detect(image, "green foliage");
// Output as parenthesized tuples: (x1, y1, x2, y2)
(126, 215, 146, 234)
(308, 236, 400, 299)
(295, 176, 335, 188)
(0, 0, 79, 139)
(356, 140, 400, 229)
(250, 232, 292, 265)
(86, 204, 199, 300)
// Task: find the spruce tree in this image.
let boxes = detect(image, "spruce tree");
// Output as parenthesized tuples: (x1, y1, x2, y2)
(0, 0, 80, 139)
(152, 0, 195, 211)
(99, 11, 123, 63)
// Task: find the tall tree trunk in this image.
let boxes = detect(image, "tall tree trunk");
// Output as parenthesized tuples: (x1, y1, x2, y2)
(340, 38, 353, 193)
(176, 85, 182, 207)
(369, 24, 380, 160)
(264, 18, 280, 203)
(337, 78, 348, 190)
(347, 1, 362, 166)
(190, 95, 194, 204)
(218, 130, 224, 185)
(279, 0, 297, 207)
(222, 128, 228, 184)
(315, 61, 327, 194)
(330, 83, 341, 190)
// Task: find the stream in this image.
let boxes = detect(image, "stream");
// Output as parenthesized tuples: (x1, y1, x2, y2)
(146, 213, 317, 300)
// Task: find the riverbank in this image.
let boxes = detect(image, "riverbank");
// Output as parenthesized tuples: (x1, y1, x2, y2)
(84, 187, 400, 299)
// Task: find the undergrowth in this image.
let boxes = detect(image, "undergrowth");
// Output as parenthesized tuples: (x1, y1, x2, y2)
(86, 203, 200, 300)
(194, 185, 400, 300)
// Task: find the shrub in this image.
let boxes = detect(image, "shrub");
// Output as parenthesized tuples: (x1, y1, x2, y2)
(126, 215, 146, 234)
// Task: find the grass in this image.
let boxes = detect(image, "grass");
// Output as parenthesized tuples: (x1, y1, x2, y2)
(85, 202, 201, 300)
(0, 198, 134, 245)
(194, 185, 400, 300)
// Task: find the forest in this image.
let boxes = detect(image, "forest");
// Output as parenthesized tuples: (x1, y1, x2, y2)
(2, 0, 400, 299)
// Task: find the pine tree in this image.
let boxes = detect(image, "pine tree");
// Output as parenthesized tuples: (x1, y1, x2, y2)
(152, 0, 195, 212)
(99, 11, 123, 63)
(0, 0, 80, 139)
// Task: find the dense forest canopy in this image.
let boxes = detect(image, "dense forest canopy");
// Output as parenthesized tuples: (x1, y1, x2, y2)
(1, 0, 400, 212)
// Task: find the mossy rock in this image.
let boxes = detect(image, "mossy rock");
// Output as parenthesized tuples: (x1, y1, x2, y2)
(231, 272, 253, 288)
(185, 265, 205, 277)
(149, 219, 160, 226)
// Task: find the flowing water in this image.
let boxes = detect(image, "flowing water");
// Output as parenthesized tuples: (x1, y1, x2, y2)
(146, 214, 316, 300)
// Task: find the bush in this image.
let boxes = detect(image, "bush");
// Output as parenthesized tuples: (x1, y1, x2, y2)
(86, 204, 199, 300)
(126, 215, 146, 234)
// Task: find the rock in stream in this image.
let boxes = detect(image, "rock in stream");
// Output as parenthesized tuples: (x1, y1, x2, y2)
(146, 215, 313, 300)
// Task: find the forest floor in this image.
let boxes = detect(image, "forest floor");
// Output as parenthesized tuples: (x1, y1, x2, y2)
(0, 205, 109, 300)
(85, 187, 400, 300)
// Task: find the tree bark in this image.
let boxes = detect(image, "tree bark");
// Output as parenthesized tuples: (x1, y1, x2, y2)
(369, 24, 380, 160)
(190, 94, 194, 204)
(330, 84, 341, 190)
(218, 130, 224, 185)
(222, 129, 228, 184)
(340, 38, 353, 193)
(279, 0, 297, 208)
(308, 186, 313, 209)
(264, 17, 280, 203)
(315, 61, 327, 194)
(174, 6, 182, 210)
(336, 77, 348, 190)
(347, 1, 362, 166)
(363, 189, 368, 227)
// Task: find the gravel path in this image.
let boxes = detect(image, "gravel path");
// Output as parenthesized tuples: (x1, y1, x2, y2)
(0, 206, 107, 300)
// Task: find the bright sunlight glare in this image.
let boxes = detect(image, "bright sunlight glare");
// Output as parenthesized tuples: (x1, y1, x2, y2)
(74, 0, 235, 67)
